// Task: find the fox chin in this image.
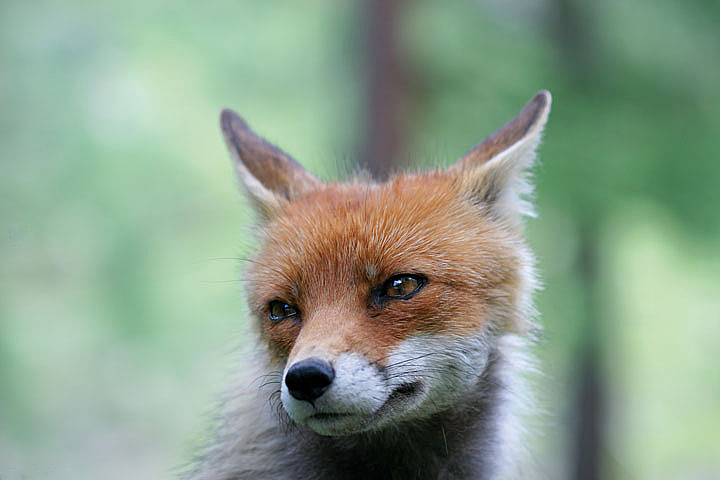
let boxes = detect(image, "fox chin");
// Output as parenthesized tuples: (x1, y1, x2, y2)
(187, 90, 551, 480)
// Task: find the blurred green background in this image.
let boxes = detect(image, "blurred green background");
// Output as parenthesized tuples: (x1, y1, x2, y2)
(1, 0, 719, 479)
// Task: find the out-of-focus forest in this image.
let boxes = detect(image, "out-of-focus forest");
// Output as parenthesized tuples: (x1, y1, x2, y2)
(1, 1, 719, 479)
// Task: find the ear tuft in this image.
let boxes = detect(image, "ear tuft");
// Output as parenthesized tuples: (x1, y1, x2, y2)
(220, 109, 322, 219)
(450, 90, 552, 222)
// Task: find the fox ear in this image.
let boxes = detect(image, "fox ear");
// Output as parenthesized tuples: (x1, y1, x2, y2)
(220, 109, 322, 219)
(449, 90, 551, 221)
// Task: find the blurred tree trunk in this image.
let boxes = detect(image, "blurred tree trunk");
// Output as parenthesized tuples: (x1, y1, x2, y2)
(549, 1, 608, 479)
(573, 223, 605, 480)
(358, 0, 407, 179)
(550, 0, 597, 87)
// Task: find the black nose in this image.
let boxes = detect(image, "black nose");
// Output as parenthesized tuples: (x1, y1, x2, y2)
(285, 358, 335, 403)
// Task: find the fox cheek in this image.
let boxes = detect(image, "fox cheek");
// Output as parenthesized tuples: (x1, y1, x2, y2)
(263, 322, 301, 360)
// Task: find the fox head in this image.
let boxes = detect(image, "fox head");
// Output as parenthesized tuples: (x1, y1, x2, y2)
(220, 91, 550, 436)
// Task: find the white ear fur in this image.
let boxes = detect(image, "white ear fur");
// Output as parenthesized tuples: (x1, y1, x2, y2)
(451, 90, 551, 222)
(229, 150, 283, 219)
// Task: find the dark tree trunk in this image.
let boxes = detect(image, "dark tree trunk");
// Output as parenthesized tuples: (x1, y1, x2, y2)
(358, 0, 407, 180)
(548, 0, 607, 475)
(572, 222, 607, 480)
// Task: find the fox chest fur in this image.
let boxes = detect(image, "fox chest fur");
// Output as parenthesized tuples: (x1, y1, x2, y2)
(188, 91, 551, 480)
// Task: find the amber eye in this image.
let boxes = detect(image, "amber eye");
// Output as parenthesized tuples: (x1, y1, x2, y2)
(268, 300, 299, 322)
(381, 274, 426, 299)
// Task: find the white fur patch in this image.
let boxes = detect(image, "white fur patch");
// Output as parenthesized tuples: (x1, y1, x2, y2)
(281, 330, 494, 435)
(281, 352, 388, 435)
(382, 332, 493, 421)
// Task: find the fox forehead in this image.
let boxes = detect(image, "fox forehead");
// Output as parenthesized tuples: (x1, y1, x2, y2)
(247, 172, 521, 316)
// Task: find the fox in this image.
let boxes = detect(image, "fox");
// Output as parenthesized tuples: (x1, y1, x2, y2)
(188, 90, 552, 480)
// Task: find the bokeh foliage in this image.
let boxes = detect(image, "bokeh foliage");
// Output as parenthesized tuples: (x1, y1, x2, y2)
(1, 1, 719, 479)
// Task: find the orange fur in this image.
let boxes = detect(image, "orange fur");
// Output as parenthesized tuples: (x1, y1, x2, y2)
(247, 172, 523, 365)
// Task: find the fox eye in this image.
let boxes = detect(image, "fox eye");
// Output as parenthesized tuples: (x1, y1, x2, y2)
(268, 300, 299, 322)
(381, 274, 426, 299)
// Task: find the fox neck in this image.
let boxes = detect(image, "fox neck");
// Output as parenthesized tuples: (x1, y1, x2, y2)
(276, 336, 528, 480)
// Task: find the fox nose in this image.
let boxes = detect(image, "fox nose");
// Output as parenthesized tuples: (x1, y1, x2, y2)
(285, 358, 335, 403)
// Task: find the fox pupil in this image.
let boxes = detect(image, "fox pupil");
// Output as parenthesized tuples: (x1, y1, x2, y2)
(383, 274, 425, 298)
(268, 300, 298, 321)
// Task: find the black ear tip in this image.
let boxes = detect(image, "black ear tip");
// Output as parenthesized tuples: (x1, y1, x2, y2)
(219, 108, 246, 131)
(533, 90, 552, 109)
(219, 107, 236, 122)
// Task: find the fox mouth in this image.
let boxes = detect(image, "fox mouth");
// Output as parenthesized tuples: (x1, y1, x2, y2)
(390, 382, 421, 398)
(384, 381, 422, 407)
(305, 382, 422, 433)
(368, 381, 423, 422)
(309, 412, 352, 421)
